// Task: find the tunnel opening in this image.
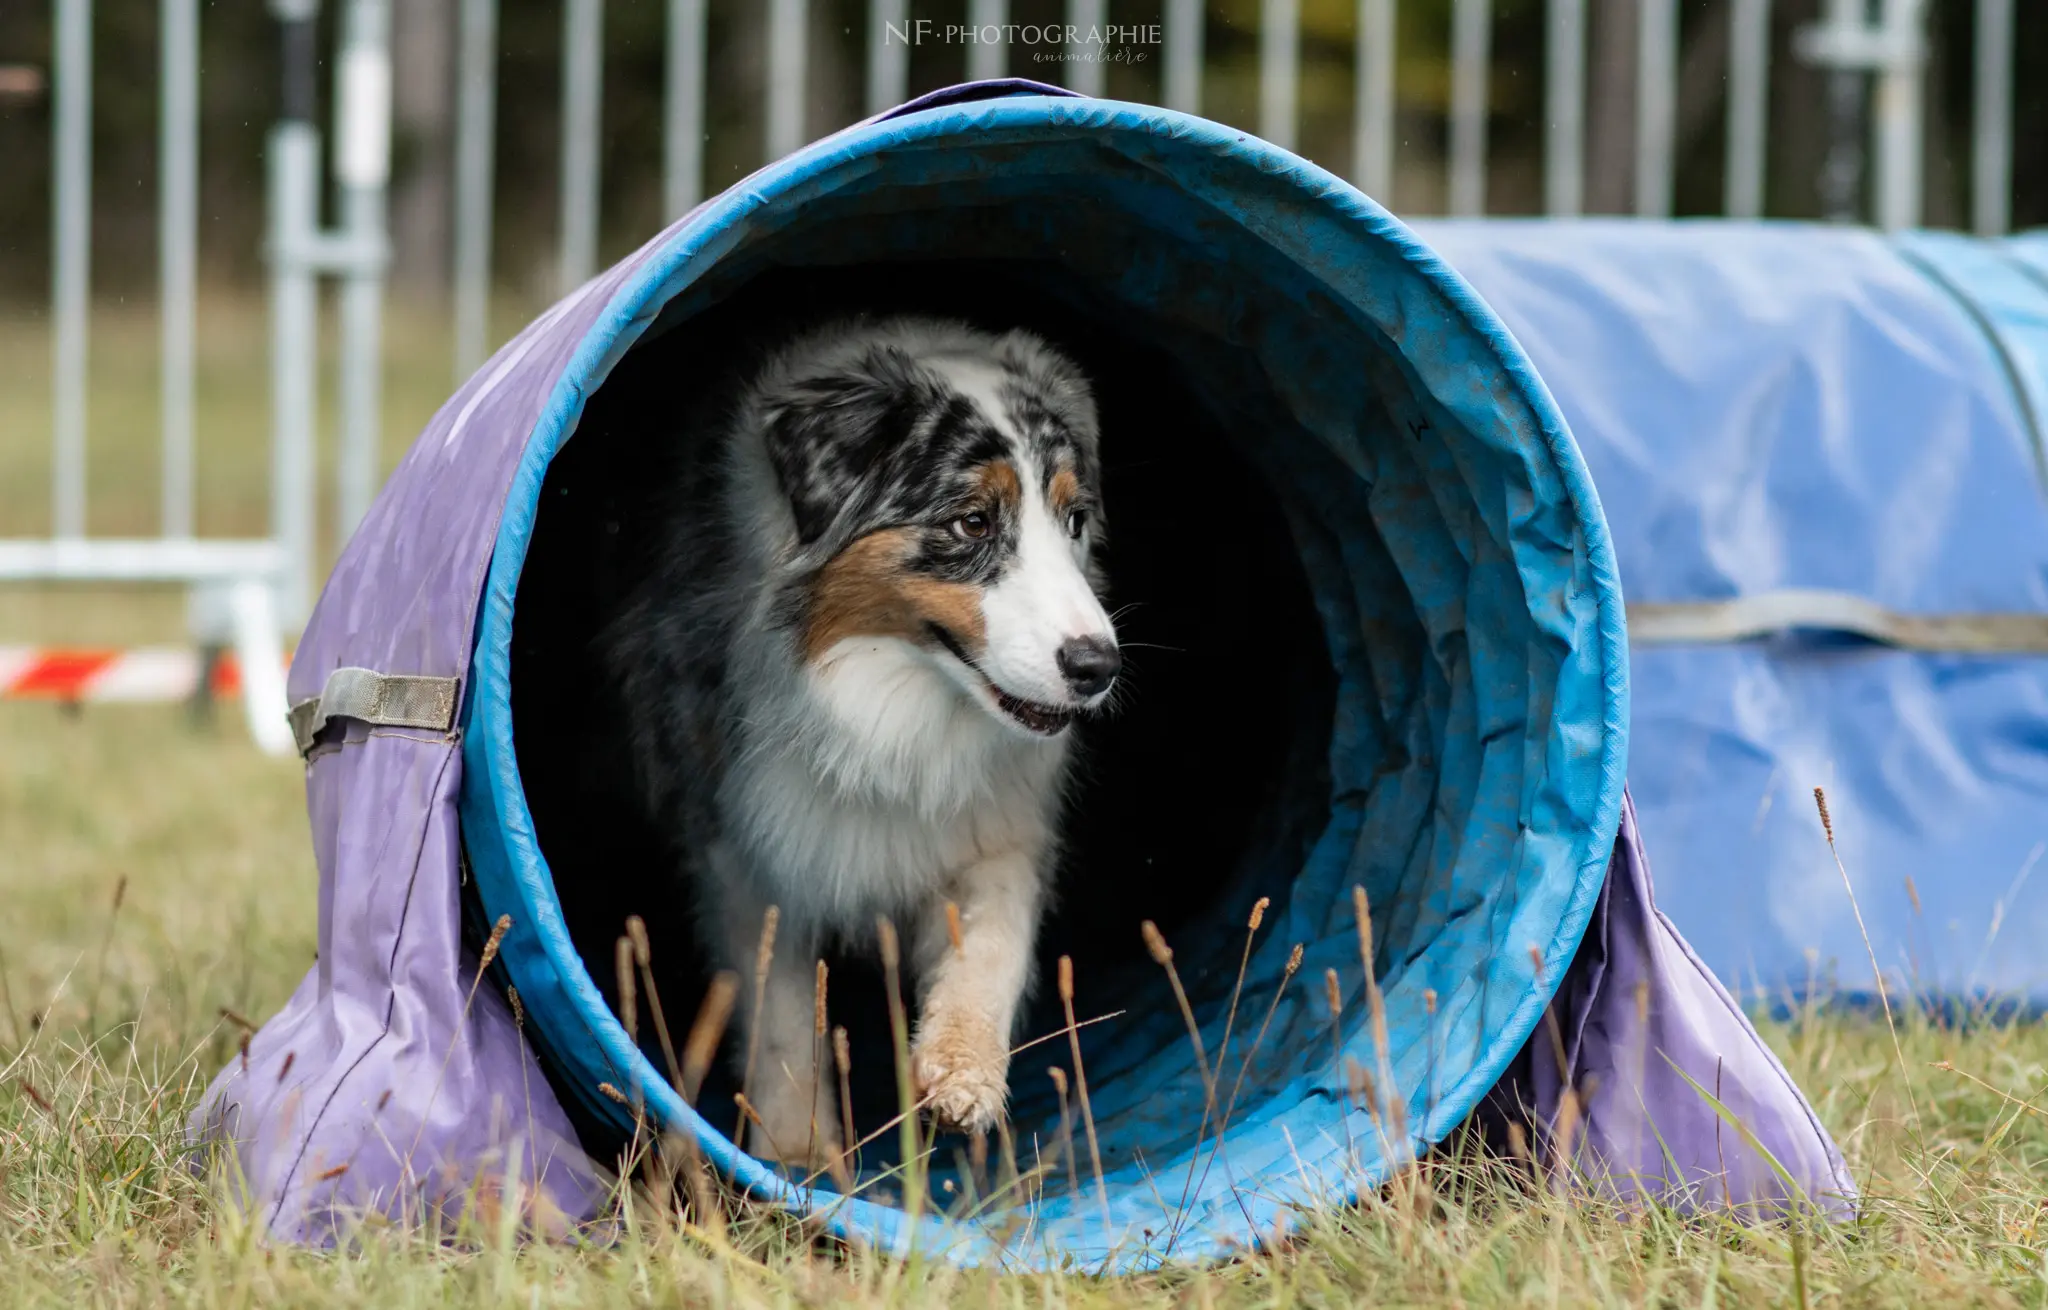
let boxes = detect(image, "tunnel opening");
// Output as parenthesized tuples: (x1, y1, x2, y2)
(508, 258, 1341, 1175)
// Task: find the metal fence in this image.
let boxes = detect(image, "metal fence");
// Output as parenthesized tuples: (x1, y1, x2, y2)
(449, 0, 2020, 377)
(1, 0, 2028, 754)
(0, 0, 292, 754)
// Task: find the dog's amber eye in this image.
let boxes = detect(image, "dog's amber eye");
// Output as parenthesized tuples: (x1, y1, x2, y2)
(1065, 508, 1087, 540)
(954, 511, 991, 540)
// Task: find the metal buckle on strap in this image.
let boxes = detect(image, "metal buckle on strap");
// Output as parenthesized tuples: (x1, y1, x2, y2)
(287, 666, 460, 756)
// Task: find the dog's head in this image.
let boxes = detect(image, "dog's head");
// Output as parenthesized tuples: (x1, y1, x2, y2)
(752, 318, 1118, 739)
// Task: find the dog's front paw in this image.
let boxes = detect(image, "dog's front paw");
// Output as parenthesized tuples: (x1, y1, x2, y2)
(911, 1012, 1010, 1134)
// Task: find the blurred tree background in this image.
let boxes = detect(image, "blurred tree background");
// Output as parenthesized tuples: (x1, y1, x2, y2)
(0, 0, 2041, 308)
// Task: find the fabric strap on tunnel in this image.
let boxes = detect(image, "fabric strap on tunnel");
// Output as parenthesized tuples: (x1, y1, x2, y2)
(1627, 588, 2048, 653)
(287, 667, 461, 756)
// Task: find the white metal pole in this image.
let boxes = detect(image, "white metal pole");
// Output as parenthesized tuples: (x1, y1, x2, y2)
(1725, 0, 1771, 219)
(52, 0, 92, 541)
(559, 0, 603, 292)
(1067, 0, 1105, 97)
(267, 130, 318, 625)
(967, 0, 1008, 81)
(1449, 0, 1491, 215)
(664, 0, 705, 216)
(766, 0, 807, 158)
(335, 0, 390, 545)
(1354, 0, 1395, 199)
(1544, 0, 1584, 216)
(1165, 0, 1203, 114)
(1870, 0, 1924, 231)
(869, 0, 909, 115)
(1972, 0, 2012, 236)
(1261, 0, 1301, 151)
(1634, 0, 1677, 217)
(269, 0, 320, 625)
(453, 0, 498, 380)
(161, 0, 199, 538)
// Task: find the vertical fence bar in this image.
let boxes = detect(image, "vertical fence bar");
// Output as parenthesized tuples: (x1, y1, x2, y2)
(1544, 0, 1584, 216)
(664, 0, 706, 216)
(559, 0, 603, 292)
(269, 0, 320, 624)
(1972, 0, 2010, 235)
(1449, 0, 1490, 215)
(1634, 0, 1676, 217)
(1067, 0, 1105, 96)
(1871, 0, 1924, 230)
(968, 0, 1008, 80)
(453, 0, 498, 380)
(1354, 0, 1395, 198)
(1725, 0, 1770, 218)
(869, 0, 909, 114)
(160, 0, 198, 537)
(335, 0, 391, 543)
(52, 0, 91, 540)
(767, 0, 807, 158)
(1165, 0, 1203, 113)
(1261, 0, 1301, 151)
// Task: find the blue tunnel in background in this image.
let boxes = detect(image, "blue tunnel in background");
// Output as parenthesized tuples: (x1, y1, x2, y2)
(1418, 221, 2048, 1005)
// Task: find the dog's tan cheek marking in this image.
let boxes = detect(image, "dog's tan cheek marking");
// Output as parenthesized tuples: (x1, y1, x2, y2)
(802, 528, 922, 662)
(902, 575, 987, 660)
(801, 528, 990, 664)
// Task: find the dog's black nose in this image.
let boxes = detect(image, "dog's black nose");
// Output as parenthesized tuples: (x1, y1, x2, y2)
(1056, 637, 1121, 698)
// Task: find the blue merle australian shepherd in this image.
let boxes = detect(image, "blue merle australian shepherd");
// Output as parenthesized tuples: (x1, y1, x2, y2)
(598, 317, 1121, 1164)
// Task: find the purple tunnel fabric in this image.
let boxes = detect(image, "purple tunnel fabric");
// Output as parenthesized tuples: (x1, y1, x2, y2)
(186, 268, 635, 1237)
(189, 81, 1852, 1249)
(1512, 795, 1856, 1218)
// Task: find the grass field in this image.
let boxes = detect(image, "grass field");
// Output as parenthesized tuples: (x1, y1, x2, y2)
(7, 306, 2048, 1305)
(7, 703, 2048, 1307)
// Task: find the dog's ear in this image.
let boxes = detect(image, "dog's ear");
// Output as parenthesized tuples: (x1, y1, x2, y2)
(759, 344, 946, 546)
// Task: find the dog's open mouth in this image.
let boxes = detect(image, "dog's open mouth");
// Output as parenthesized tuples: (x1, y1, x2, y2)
(926, 623, 1080, 735)
(991, 688, 1078, 735)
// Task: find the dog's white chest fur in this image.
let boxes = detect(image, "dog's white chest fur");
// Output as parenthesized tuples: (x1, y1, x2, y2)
(723, 634, 1068, 932)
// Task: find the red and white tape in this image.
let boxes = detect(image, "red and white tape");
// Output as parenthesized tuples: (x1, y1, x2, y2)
(0, 647, 275, 703)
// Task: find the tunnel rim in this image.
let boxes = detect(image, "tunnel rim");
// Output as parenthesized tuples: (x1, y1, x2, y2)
(457, 91, 1630, 1269)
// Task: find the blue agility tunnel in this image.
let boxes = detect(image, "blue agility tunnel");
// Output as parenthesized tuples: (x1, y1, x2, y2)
(195, 83, 1849, 1265)
(1419, 221, 2048, 1006)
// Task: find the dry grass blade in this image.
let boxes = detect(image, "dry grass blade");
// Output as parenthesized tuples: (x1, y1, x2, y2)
(614, 936, 640, 1049)
(1352, 886, 1397, 1144)
(1168, 897, 1268, 1230)
(809, 958, 830, 1178)
(1813, 787, 1921, 1122)
(876, 916, 923, 1224)
(17, 1077, 53, 1115)
(736, 906, 780, 1154)
(1140, 920, 1219, 1121)
(732, 1092, 786, 1164)
(624, 915, 685, 1093)
(85, 875, 128, 1033)
(1057, 955, 1113, 1238)
(832, 1024, 856, 1183)
(680, 971, 739, 1105)
(404, 913, 512, 1183)
(1048, 1066, 1079, 1196)
(1323, 968, 1357, 1166)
